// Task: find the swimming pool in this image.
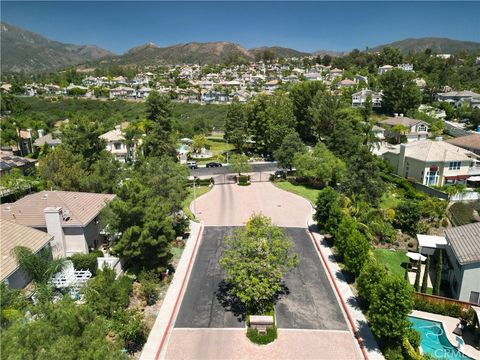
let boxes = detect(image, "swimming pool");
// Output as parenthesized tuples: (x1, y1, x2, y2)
(409, 316, 473, 360)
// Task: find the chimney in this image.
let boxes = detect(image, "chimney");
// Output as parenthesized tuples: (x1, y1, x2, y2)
(38, 129, 45, 138)
(398, 143, 407, 175)
(115, 125, 121, 132)
(44, 207, 66, 258)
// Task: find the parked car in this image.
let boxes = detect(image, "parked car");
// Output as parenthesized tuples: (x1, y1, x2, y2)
(187, 161, 198, 169)
(206, 162, 222, 168)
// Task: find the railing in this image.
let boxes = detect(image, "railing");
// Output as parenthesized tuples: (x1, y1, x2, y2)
(415, 292, 477, 312)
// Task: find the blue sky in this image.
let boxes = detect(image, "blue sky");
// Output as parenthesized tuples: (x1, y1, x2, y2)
(2, 1, 479, 54)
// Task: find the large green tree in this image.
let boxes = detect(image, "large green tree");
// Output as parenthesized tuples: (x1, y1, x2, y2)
(224, 100, 248, 152)
(219, 215, 299, 313)
(379, 69, 422, 115)
(273, 132, 305, 171)
(356, 259, 388, 308)
(314, 187, 345, 234)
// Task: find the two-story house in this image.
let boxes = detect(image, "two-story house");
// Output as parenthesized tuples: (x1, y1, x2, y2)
(444, 222, 480, 304)
(100, 125, 135, 163)
(1, 191, 115, 258)
(379, 115, 429, 142)
(351, 89, 382, 108)
(446, 134, 480, 156)
(381, 139, 479, 186)
(378, 65, 394, 75)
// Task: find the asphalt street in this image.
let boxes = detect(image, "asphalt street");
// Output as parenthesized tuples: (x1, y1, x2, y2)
(190, 162, 279, 177)
(175, 226, 347, 330)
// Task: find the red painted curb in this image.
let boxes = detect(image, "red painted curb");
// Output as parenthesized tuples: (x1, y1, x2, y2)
(307, 228, 369, 360)
(154, 225, 204, 360)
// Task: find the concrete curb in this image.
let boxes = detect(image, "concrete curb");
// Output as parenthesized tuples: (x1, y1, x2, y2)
(140, 221, 203, 360)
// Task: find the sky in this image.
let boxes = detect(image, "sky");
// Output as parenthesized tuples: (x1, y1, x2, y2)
(2, 1, 480, 54)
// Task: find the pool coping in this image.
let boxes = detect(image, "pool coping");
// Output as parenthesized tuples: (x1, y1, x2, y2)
(411, 310, 479, 359)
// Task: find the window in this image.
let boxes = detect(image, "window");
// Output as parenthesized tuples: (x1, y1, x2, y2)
(448, 161, 461, 170)
(418, 124, 427, 132)
(470, 291, 480, 304)
(114, 143, 122, 150)
(425, 170, 439, 186)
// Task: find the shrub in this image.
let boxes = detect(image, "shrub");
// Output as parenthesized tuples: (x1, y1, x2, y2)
(112, 309, 147, 353)
(70, 252, 102, 276)
(238, 175, 250, 186)
(246, 325, 277, 345)
(384, 345, 404, 360)
(405, 328, 421, 350)
(413, 298, 462, 318)
(138, 271, 159, 305)
(402, 337, 423, 360)
(356, 259, 388, 308)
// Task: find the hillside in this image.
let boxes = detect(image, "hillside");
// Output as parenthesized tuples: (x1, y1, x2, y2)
(1, 23, 115, 73)
(370, 37, 480, 54)
(249, 46, 310, 59)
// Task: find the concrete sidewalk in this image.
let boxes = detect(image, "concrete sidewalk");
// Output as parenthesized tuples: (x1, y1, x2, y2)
(308, 221, 385, 360)
(140, 221, 203, 360)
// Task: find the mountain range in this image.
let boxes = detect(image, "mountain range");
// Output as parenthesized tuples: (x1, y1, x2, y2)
(2, 22, 480, 73)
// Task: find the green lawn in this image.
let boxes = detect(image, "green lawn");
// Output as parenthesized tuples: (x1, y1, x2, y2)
(183, 185, 211, 220)
(192, 138, 235, 165)
(273, 181, 320, 205)
(373, 249, 408, 278)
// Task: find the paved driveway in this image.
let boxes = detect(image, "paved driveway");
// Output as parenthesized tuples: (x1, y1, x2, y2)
(193, 182, 312, 227)
(175, 227, 347, 331)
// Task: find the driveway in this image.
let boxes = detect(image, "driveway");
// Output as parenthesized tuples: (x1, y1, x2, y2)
(193, 182, 312, 227)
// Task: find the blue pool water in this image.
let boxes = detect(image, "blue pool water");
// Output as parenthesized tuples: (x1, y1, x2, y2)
(409, 316, 473, 360)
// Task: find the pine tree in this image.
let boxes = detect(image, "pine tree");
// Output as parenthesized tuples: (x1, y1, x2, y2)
(433, 250, 443, 295)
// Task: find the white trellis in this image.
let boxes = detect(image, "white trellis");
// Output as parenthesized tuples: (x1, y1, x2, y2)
(50, 260, 92, 289)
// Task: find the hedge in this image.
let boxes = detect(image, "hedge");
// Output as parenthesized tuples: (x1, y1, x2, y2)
(414, 298, 462, 318)
(238, 175, 250, 186)
(70, 252, 103, 276)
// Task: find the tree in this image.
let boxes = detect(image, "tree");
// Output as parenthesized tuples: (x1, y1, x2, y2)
(314, 187, 344, 234)
(219, 215, 299, 313)
(378, 46, 403, 66)
(273, 132, 305, 171)
(230, 153, 252, 175)
(368, 275, 414, 342)
(144, 90, 176, 159)
(191, 134, 207, 153)
(414, 259, 422, 292)
(379, 69, 422, 115)
(432, 250, 442, 296)
(309, 91, 344, 138)
(225, 100, 248, 152)
(421, 255, 430, 293)
(102, 158, 188, 274)
(356, 259, 388, 308)
(13, 246, 64, 286)
(343, 230, 370, 277)
(293, 141, 346, 186)
(394, 201, 422, 236)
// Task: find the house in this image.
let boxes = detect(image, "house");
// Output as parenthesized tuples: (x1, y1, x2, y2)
(1, 191, 115, 258)
(33, 130, 62, 149)
(446, 134, 480, 156)
(372, 125, 386, 140)
(100, 125, 135, 163)
(397, 63, 414, 72)
(379, 115, 430, 142)
(136, 86, 152, 99)
(0, 218, 54, 288)
(381, 139, 479, 186)
(415, 78, 427, 88)
(264, 79, 280, 92)
(109, 86, 136, 99)
(329, 68, 343, 80)
(351, 89, 382, 108)
(337, 79, 356, 89)
(444, 222, 480, 304)
(0, 151, 36, 175)
(436, 91, 480, 108)
(354, 74, 368, 84)
(305, 72, 322, 81)
(378, 65, 394, 75)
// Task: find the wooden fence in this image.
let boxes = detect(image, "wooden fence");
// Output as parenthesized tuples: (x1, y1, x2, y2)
(415, 292, 477, 312)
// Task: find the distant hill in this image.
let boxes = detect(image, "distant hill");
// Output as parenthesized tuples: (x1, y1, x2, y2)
(369, 37, 480, 54)
(102, 41, 254, 66)
(1, 23, 115, 73)
(249, 46, 310, 59)
(311, 49, 347, 57)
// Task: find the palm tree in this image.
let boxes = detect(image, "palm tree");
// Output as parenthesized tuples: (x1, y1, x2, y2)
(13, 246, 64, 285)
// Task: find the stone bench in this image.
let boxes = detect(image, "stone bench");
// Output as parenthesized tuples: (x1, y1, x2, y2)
(249, 315, 274, 334)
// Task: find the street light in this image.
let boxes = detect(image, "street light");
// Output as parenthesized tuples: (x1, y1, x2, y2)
(188, 175, 197, 216)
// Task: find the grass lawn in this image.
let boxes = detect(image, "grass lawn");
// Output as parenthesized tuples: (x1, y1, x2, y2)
(183, 185, 211, 220)
(273, 181, 320, 205)
(192, 138, 235, 165)
(373, 248, 408, 278)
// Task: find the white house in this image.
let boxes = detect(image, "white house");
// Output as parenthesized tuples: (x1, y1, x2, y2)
(397, 63, 414, 72)
(305, 72, 323, 81)
(351, 89, 382, 108)
(109, 86, 136, 99)
(381, 139, 479, 186)
(379, 115, 430, 142)
(1, 191, 115, 258)
(100, 125, 136, 163)
(436, 90, 480, 109)
(378, 65, 394, 75)
(337, 79, 356, 89)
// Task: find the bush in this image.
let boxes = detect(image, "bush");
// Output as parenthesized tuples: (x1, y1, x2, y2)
(402, 337, 423, 360)
(414, 298, 462, 318)
(405, 328, 421, 350)
(138, 271, 159, 305)
(112, 309, 147, 353)
(384, 345, 404, 360)
(238, 175, 250, 186)
(246, 325, 277, 345)
(70, 252, 102, 276)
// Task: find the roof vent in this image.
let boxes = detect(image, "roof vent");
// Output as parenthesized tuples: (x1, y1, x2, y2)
(42, 193, 48, 200)
(62, 209, 71, 221)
